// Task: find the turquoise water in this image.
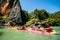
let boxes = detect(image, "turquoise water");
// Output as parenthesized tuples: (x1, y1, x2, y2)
(0, 27, 60, 40)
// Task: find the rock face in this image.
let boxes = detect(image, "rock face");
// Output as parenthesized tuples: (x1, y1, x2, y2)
(0, 0, 22, 24)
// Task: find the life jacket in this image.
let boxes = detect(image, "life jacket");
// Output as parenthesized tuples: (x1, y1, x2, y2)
(45, 27, 53, 33)
(32, 28, 36, 31)
(20, 27, 27, 30)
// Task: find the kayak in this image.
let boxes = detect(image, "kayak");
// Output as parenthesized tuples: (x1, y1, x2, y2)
(17, 27, 27, 30)
(20, 28, 27, 30)
(28, 28, 58, 35)
(16, 27, 58, 35)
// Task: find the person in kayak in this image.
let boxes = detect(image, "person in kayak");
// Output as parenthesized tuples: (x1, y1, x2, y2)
(29, 22, 36, 30)
(45, 24, 53, 33)
(20, 25, 27, 30)
(41, 22, 54, 34)
(30, 22, 36, 28)
(37, 25, 41, 31)
(31, 25, 36, 31)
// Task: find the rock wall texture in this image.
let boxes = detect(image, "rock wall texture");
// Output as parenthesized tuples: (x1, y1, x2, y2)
(0, 0, 22, 24)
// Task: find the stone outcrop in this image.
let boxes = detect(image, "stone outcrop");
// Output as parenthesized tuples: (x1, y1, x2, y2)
(0, 0, 22, 24)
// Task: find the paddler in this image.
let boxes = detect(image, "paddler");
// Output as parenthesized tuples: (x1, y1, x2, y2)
(20, 25, 26, 30)
(37, 25, 41, 31)
(30, 22, 35, 28)
(45, 24, 53, 33)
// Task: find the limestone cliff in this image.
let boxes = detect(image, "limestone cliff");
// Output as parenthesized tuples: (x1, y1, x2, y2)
(0, 0, 22, 24)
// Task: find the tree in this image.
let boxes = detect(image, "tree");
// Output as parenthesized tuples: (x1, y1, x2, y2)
(26, 18, 39, 26)
(34, 9, 49, 21)
(49, 11, 60, 19)
(44, 11, 60, 26)
(21, 10, 29, 25)
(28, 12, 34, 20)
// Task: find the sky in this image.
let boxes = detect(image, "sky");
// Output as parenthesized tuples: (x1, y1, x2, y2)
(20, 0, 60, 13)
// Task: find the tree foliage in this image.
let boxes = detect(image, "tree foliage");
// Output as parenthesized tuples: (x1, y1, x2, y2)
(44, 11, 60, 26)
(34, 9, 49, 21)
(0, 9, 60, 26)
(20, 10, 29, 25)
(26, 18, 39, 26)
(28, 12, 34, 20)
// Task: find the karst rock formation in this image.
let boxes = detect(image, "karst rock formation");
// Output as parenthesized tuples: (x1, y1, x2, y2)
(0, 0, 22, 24)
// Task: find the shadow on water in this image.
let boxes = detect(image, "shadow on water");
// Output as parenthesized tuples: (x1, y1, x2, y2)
(54, 33, 60, 35)
(0, 26, 5, 29)
(0, 32, 4, 36)
(0, 26, 4, 36)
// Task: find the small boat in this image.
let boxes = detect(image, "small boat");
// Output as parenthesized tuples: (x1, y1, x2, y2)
(17, 27, 27, 30)
(16, 27, 58, 35)
(28, 28, 58, 35)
